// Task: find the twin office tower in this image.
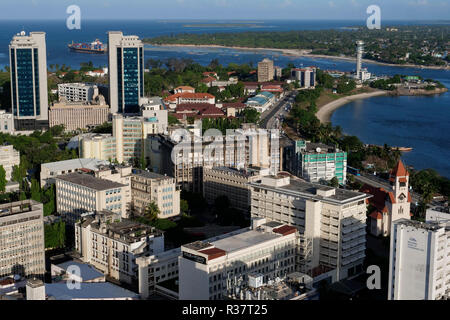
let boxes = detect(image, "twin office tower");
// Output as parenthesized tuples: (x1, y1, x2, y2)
(8, 31, 144, 131)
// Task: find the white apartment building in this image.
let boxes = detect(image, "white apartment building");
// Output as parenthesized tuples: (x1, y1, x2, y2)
(57, 83, 99, 103)
(131, 169, 180, 219)
(148, 124, 280, 193)
(49, 102, 109, 132)
(0, 110, 14, 134)
(291, 67, 316, 88)
(258, 58, 274, 82)
(81, 112, 168, 164)
(426, 206, 450, 225)
(75, 211, 164, 284)
(202, 166, 269, 213)
(0, 144, 20, 181)
(55, 172, 128, 225)
(9, 31, 49, 131)
(249, 174, 370, 282)
(388, 219, 449, 300)
(140, 97, 169, 135)
(0, 200, 45, 279)
(179, 219, 298, 300)
(40, 158, 110, 188)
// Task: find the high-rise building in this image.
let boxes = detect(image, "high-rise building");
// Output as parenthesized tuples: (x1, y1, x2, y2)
(57, 83, 99, 103)
(0, 200, 45, 279)
(108, 31, 144, 114)
(257, 59, 274, 83)
(249, 174, 370, 281)
(356, 40, 364, 80)
(9, 31, 49, 131)
(388, 219, 449, 300)
(291, 67, 316, 88)
(282, 139, 347, 184)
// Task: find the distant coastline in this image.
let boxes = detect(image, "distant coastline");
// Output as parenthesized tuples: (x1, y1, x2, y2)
(145, 43, 450, 71)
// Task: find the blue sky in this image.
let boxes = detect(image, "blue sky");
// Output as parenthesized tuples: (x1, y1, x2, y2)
(0, 0, 449, 20)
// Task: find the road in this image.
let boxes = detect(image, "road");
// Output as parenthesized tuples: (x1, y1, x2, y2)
(259, 91, 296, 129)
(353, 173, 421, 204)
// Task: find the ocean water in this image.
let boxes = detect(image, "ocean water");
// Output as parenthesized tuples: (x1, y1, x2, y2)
(0, 19, 449, 177)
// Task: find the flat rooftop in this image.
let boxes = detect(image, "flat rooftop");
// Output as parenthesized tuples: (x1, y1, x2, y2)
(42, 158, 110, 171)
(132, 169, 173, 180)
(45, 282, 139, 300)
(251, 176, 368, 203)
(56, 172, 126, 191)
(54, 261, 104, 281)
(0, 200, 42, 219)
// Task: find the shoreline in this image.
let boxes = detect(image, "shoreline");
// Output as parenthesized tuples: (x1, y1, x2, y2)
(145, 43, 450, 71)
(316, 91, 388, 124)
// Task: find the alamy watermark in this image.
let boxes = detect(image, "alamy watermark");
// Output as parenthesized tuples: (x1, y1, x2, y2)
(366, 5, 381, 30)
(66, 5, 81, 30)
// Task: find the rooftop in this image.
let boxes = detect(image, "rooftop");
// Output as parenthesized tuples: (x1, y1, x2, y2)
(56, 172, 126, 191)
(45, 282, 139, 300)
(54, 261, 104, 281)
(42, 158, 110, 172)
(132, 169, 173, 180)
(396, 218, 446, 231)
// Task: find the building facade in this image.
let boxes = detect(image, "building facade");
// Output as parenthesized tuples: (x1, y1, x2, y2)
(0, 144, 20, 181)
(291, 67, 316, 88)
(49, 102, 109, 132)
(0, 110, 14, 134)
(131, 169, 180, 219)
(0, 200, 45, 279)
(258, 59, 274, 83)
(9, 31, 49, 131)
(108, 31, 144, 114)
(388, 219, 449, 300)
(55, 172, 128, 225)
(57, 83, 99, 103)
(178, 220, 298, 300)
(249, 174, 370, 282)
(75, 212, 164, 285)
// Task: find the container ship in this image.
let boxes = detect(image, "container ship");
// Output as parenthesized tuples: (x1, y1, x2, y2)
(68, 39, 107, 54)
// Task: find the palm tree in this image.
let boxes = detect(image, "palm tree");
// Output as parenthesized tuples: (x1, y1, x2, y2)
(144, 201, 160, 222)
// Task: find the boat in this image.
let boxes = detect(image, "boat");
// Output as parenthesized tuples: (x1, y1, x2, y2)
(68, 39, 107, 54)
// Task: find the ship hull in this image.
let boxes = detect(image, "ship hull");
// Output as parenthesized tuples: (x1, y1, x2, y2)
(68, 46, 107, 54)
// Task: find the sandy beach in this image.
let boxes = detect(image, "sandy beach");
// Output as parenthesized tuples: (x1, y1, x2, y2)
(316, 91, 388, 123)
(145, 43, 450, 71)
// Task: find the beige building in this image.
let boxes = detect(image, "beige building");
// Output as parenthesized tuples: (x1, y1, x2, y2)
(131, 169, 180, 219)
(55, 172, 128, 225)
(57, 83, 99, 103)
(49, 102, 109, 132)
(0, 144, 20, 181)
(80, 134, 117, 163)
(202, 166, 268, 213)
(0, 200, 45, 279)
(250, 174, 370, 282)
(0, 110, 14, 134)
(75, 211, 164, 285)
(258, 58, 274, 83)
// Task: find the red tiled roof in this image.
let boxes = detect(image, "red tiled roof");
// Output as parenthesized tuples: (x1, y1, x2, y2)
(175, 86, 195, 91)
(202, 76, 216, 83)
(388, 192, 396, 204)
(199, 247, 226, 261)
(165, 92, 215, 102)
(221, 102, 246, 109)
(399, 177, 407, 183)
(390, 160, 409, 177)
(370, 211, 383, 220)
(272, 225, 297, 236)
(360, 184, 389, 212)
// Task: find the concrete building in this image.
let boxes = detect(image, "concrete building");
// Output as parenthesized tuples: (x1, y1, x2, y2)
(51, 260, 105, 283)
(49, 102, 109, 132)
(164, 92, 216, 110)
(55, 172, 128, 224)
(57, 83, 99, 103)
(131, 169, 180, 219)
(291, 67, 316, 88)
(426, 206, 450, 225)
(388, 219, 449, 300)
(40, 158, 110, 188)
(282, 139, 347, 184)
(274, 66, 282, 79)
(75, 211, 164, 284)
(245, 91, 276, 113)
(202, 166, 269, 213)
(26, 278, 45, 300)
(258, 59, 274, 83)
(0, 144, 20, 182)
(174, 86, 195, 94)
(0, 200, 45, 279)
(361, 161, 412, 237)
(148, 124, 280, 193)
(108, 31, 144, 114)
(9, 31, 48, 131)
(178, 219, 298, 300)
(356, 41, 364, 81)
(249, 174, 370, 282)
(0, 110, 14, 134)
(140, 97, 169, 135)
(81, 112, 168, 164)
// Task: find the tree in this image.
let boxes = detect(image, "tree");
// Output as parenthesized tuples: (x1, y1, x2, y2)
(144, 201, 160, 222)
(30, 179, 41, 202)
(0, 165, 6, 193)
(180, 199, 189, 214)
(168, 114, 179, 125)
(329, 177, 340, 188)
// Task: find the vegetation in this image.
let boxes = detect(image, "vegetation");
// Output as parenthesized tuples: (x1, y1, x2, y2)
(144, 25, 450, 67)
(0, 165, 6, 193)
(91, 122, 113, 134)
(44, 220, 66, 249)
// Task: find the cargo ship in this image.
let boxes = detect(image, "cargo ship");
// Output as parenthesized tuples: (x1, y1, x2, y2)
(68, 39, 107, 54)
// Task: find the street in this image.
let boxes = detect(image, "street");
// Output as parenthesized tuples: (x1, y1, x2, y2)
(259, 90, 296, 129)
